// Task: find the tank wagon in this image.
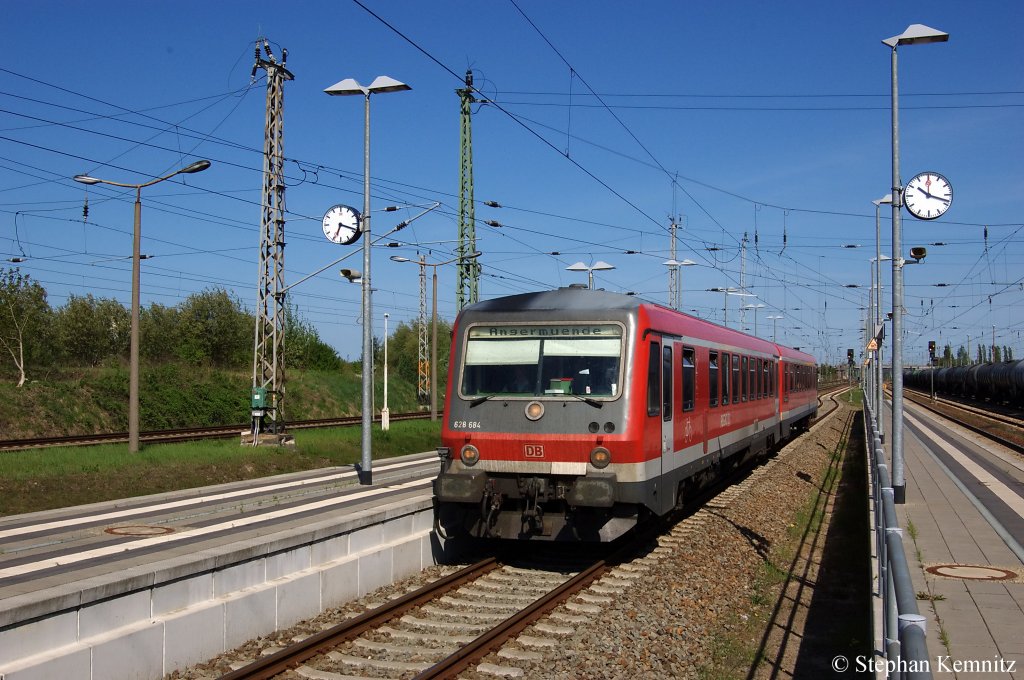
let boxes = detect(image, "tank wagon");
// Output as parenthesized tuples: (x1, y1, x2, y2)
(905, 360, 1024, 407)
(435, 287, 818, 542)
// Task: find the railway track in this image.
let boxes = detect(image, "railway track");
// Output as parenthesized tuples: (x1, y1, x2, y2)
(0, 411, 434, 452)
(217, 390, 848, 680)
(220, 554, 618, 680)
(903, 387, 1024, 430)
(900, 389, 1024, 455)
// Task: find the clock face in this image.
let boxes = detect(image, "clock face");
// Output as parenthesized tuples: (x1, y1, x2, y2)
(322, 204, 361, 245)
(904, 172, 952, 221)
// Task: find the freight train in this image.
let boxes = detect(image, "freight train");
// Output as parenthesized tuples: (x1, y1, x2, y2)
(904, 360, 1024, 407)
(434, 286, 818, 542)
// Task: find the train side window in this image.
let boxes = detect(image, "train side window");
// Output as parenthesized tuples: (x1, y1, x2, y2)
(682, 346, 695, 412)
(740, 356, 748, 402)
(647, 342, 661, 417)
(721, 352, 730, 405)
(732, 354, 741, 403)
(749, 357, 757, 400)
(755, 359, 761, 399)
(709, 351, 719, 407)
(663, 345, 673, 421)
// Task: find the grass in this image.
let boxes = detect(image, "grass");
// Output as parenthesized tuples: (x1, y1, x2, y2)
(0, 419, 441, 516)
(0, 363, 427, 439)
(703, 408, 870, 679)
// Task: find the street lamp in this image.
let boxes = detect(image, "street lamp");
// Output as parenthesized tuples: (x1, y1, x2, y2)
(382, 312, 390, 431)
(73, 159, 211, 453)
(870, 250, 892, 442)
(391, 252, 481, 421)
(325, 75, 411, 485)
(663, 259, 696, 310)
(872, 194, 892, 441)
(766, 315, 783, 343)
(883, 23, 948, 504)
(708, 287, 736, 326)
(566, 261, 614, 289)
(743, 303, 766, 336)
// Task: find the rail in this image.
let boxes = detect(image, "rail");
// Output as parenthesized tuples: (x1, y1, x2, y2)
(0, 410, 438, 452)
(864, 400, 931, 680)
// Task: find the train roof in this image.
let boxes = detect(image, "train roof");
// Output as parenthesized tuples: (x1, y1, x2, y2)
(463, 286, 642, 314)
(460, 287, 817, 365)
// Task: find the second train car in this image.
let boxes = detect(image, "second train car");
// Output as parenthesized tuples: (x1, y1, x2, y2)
(434, 286, 818, 541)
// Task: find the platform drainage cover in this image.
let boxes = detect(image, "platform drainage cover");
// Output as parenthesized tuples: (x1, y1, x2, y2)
(105, 525, 175, 536)
(925, 564, 1017, 581)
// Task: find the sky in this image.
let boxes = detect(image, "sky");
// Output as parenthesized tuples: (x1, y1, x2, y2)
(2, 1, 1022, 367)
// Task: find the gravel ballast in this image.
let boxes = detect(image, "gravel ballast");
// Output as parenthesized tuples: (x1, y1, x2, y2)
(169, 399, 867, 679)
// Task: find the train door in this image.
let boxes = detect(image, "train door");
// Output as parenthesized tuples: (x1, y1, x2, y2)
(645, 338, 670, 511)
(681, 345, 702, 453)
(661, 341, 674, 460)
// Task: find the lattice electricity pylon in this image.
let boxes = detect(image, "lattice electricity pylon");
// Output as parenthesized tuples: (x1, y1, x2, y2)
(417, 255, 429, 404)
(456, 70, 479, 310)
(249, 39, 293, 445)
(668, 218, 679, 310)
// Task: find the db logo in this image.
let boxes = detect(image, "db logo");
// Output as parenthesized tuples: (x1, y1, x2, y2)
(524, 444, 545, 458)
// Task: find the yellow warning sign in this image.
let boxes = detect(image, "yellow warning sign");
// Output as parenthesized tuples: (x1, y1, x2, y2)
(866, 339, 878, 351)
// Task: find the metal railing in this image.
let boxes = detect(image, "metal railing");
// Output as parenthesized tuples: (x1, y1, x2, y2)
(864, 401, 931, 679)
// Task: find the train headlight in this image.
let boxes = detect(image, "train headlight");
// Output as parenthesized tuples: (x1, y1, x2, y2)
(460, 444, 480, 466)
(525, 401, 545, 421)
(589, 446, 611, 469)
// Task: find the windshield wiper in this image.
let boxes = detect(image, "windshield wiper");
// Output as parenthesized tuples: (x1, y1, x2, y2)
(469, 393, 601, 409)
(566, 393, 602, 409)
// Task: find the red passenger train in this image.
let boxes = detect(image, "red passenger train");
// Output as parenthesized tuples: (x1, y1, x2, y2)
(435, 286, 818, 541)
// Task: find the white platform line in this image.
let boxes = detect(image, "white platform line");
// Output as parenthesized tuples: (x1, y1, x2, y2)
(0, 457, 431, 541)
(0, 478, 432, 580)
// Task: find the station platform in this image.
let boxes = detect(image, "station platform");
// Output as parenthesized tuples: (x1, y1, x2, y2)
(886, 398, 1024, 678)
(0, 452, 442, 680)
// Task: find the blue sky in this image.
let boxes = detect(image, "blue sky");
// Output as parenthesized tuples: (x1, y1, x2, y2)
(2, 1, 1022, 366)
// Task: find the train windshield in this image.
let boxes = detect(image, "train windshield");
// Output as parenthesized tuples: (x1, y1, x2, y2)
(460, 323, 623, 398)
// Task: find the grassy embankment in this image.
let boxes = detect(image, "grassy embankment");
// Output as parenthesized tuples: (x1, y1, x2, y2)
(0, 362, 439, 516)
(0, 419, 441, 516)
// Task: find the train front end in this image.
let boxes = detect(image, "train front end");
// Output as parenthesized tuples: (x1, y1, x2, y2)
(435, 288, 646, 542)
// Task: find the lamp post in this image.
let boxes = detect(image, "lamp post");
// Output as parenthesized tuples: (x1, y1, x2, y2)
(707, 287, 737, 326)
(73, 160, 211, 453)
(391, 252, 481, 421)
(766, 315, 783, 343)
(382, 312, 390, 431)
(727, 290, 755, 328)
(870, 251, 892, 441)
(663, 259, 695, 310)
(325, 75, 411, 485)
(566, 261, 614, 289)
(872, 194, 892, 442)
(743, 303, 766, 336)
(883, 23, 948, 504)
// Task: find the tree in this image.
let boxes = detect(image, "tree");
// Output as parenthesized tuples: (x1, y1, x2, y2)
(286, 305, 341, 370)
(0, 268, 51, 386)
(140, 302, 181, 363)
(387, 319, 453, 396)
(175, 289, 252, 366)
(52, 294, 130, 366)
